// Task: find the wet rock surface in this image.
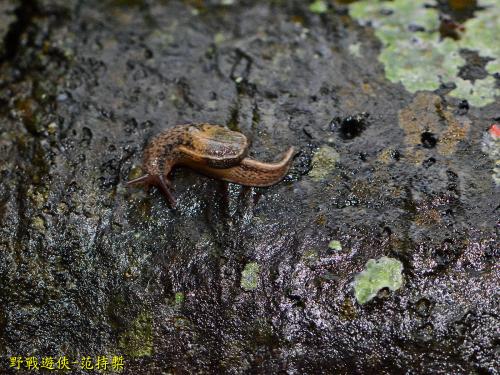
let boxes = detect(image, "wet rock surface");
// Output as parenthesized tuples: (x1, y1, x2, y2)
(0, 0, 498, 374)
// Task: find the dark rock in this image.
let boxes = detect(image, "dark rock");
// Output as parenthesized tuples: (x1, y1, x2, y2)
(0, 1, 19, 59)
(0, 1, 498, 374)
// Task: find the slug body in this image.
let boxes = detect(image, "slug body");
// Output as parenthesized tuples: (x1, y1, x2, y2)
(127, 123, 294, 207)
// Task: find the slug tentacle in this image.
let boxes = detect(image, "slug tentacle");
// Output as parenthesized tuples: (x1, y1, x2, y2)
(155, 175, 176, 208)
(127, 174, 176, 207)
(127, 123, 295, 206)
(127, 174, 152, 186)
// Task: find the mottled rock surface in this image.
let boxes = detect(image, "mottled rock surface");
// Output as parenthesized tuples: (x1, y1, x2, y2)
(0, 1, 18, 58)
(0, 0, 498, 374)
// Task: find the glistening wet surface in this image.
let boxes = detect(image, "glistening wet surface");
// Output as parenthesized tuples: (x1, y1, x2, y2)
(0, 0, 498, 373)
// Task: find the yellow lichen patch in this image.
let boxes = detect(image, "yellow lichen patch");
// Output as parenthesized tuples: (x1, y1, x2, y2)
(414, 208, 441, 227)
(339, 297, 357, 320)
(404, 149, 426, 165)
(308, 146, 340, 181)
(27, 187, 48, 209)
(118, 311, 153, 358)
(377, 148, 397, 164)
(32, 216, 46, 232)
(350, 179, 374, 202)
(361, 82, 375, 97)
(399, 93, 442, 147)
(399, 92, 470, 163)
(315, 214, 327, 226)
(438, 111, 471, 156)
(56, 202, 69, 215)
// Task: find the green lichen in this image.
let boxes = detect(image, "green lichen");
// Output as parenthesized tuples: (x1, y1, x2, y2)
(485, 60, 500, 75)
(174, 292, 185, 306)
(328, 240, 342, 251)
(353, 256, 404, 304)
(118, 311, 153, 357)
(308, 146, 340, 181)
(460, 0, 500, 63)
(309, 0, 328, 14)
(450, 76, 499, 107)
(349, 0, 500, 106)
(241, 262, 260, 291)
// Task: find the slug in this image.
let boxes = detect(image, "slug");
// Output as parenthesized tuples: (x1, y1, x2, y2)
(127, 123, 295, 207)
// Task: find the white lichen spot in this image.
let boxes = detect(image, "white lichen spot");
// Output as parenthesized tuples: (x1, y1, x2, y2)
(348, 42, 362, 58)
(47, 122, 58, 134)
(481, 125, 500, 185)
(214, 32, 227, 45)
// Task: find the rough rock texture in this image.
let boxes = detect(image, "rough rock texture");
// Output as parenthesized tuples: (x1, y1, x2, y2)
(0, 0, 498, 374)
(0, 1, 19, 58)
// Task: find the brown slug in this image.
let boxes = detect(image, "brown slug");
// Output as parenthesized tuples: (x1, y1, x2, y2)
(127, 123, 295, 207)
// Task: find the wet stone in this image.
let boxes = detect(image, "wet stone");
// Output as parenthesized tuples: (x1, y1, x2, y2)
(0, 1, 18, 58)
(0, 0, 498, 374)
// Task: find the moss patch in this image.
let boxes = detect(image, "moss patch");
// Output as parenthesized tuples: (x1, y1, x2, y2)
(118, 311, 153, 357)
